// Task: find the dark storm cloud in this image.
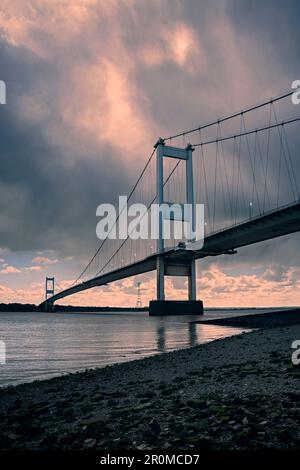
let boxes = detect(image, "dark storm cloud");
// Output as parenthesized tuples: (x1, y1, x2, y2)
(227, 0, 300, 74)
(0, 39, 132, 258)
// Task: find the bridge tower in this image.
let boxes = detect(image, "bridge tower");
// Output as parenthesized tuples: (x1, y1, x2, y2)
(149, 139, 203, 316)
(45, 276, 55, 311)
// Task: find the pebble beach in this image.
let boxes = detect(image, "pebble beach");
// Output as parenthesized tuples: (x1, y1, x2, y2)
(1, 313, 300, 450)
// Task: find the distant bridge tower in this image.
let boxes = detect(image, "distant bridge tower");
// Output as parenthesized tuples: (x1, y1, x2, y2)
(45, 277, 55, 311)
(136, 281, 142, 308)
(150, 139, 203, 315)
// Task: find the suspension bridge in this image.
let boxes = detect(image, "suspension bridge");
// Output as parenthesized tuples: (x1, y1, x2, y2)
(40, 90, 300, 314)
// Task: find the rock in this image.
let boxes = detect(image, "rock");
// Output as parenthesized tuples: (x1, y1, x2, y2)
(58, 430, 81, 445)
(149, 419, 161, 435)
(163, 442, 171, 449)
(136, 391, 156, 399)
(186, 399, 207, 409)
(137, 444, 147, 450)
(20, 422, 41, 438)
(107, 399, 116, 406)
(133, 402, 152, 411)
(6, 432, 19, 441)
(284, 392, 300, 400)
(196, 437, 213, 449)
(235, 430, 250, 446)
(83, 438, 97, 449)
(92, 394, 103, 402)
(208, 405, 224, 414)
(160, 388, 174, 396)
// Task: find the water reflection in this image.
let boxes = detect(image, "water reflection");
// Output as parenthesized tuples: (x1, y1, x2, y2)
(188, 322, 198, 347)
(156, 324, 166, 352)
(0, 311, 248, 387)
(155, 319, 198, 352)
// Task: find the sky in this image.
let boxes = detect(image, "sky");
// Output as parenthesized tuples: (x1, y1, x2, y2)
(0, 0, 299, 308)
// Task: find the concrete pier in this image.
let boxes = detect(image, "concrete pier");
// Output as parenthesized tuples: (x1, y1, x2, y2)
(149, 300, 203, 316)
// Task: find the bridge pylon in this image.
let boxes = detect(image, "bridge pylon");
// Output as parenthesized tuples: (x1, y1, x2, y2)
(45, 276, 55, 311)
(149, 139, 203, 316)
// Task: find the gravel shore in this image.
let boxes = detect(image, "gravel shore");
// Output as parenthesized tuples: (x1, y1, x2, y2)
(1, 322, 300, 450)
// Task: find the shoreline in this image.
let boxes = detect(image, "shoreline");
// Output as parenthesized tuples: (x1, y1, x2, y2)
(195, 307, 300, 327)
(1, 319, 300, 450)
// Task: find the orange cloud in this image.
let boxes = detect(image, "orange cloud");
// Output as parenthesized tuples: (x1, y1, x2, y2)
(0, 0, 98, 56)
(61, 58, 153, 158)
(25, 266, 42, 272)
(141, 22, 205, 70)
(0, 266, 21, 274)
(32, 256, 58, 265)
(5, 0, 157, 160)
(30, 265, 299, 308)
(0, 262, 299, 308)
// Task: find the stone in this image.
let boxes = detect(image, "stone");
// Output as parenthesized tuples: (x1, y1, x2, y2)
(83, 438, 97, 449)
(150, 419, 161, 435)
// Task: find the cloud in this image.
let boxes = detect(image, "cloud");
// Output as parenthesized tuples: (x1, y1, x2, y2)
(141, 22, 204, 70)
(0, 265, 21, 274)
(32, 256, 58, 265)
(61, 58, 153, 157)
(0, 0, 99, 56)
(0, 281, 43, 303)
(25, 262, 298, 308)
(25, 265, 41, 272)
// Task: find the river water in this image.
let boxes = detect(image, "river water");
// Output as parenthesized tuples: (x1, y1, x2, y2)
(0, 308, 270, 388)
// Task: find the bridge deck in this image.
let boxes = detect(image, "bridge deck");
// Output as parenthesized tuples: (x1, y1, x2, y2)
(40, 201, 300, 306)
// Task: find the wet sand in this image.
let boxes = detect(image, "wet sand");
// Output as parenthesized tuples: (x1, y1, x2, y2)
(0, 316, 300, 450)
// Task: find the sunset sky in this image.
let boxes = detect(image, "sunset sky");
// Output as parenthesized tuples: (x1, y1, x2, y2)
(0, 0, 299, 307)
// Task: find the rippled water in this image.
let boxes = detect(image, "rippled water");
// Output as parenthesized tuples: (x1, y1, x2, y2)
(0, 309, 261, 387)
